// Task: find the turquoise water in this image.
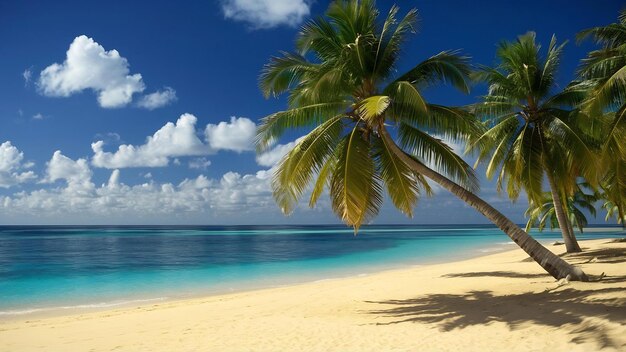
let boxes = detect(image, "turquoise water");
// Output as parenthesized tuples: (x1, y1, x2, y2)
(0, 225, 623, 316)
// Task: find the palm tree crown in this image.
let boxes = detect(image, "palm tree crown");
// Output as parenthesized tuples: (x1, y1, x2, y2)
(257, 0, 479, 230)
(578, 11, 626, 228)
(470, 32, 597, 204)
(468, 32, 600, 252)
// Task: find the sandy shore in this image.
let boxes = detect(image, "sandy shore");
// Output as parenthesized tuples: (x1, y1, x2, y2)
(1, 238, 625, 351)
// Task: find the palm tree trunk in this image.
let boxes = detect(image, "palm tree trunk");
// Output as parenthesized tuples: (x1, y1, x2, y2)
(545, 172, 582, 253)
(379, 127, 587, 281)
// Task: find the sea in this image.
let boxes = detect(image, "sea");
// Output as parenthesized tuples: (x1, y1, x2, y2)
(0, 225, 623, 317)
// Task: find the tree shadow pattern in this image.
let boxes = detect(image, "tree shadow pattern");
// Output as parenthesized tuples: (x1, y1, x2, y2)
(442, 271, 548, 279)
(564, 247, 626, 265)
(366, 287, 626, 349)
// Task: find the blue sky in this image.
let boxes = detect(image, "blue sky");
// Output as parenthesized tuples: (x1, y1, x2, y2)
(0, 0, 621, 225)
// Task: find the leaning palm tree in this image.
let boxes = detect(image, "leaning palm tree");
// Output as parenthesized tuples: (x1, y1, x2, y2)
(257, 1, 587, 280)
(525, 182, 598, 234)
(469, 32, 598, 253)
(578, 11, 626, 230)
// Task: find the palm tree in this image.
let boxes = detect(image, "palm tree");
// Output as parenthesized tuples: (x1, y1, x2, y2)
(603, 200, 626, 228)
(596, 111, 626, 229)
(577, 11, 626, 230)
(257, 1, 587, 280)
(525, 182, 598, 233)
(469, 32, 598, 253)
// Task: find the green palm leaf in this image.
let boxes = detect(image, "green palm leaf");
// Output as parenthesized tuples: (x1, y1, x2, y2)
(272, 115, 345, 214)
(372, 134, 420, 217)
(395, 50, 471, 93)
(399, 122, 479, 192)
(259, 52, 317, 98)
(256, 101, 349, 152)
(330, 125, 383, 230)
(356, 95, 391, 124)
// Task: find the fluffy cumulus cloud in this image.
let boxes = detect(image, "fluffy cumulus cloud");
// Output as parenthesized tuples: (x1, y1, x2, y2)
(91, 114, 257, 168)
(92, 113, 208, 168)
(136, 87, 177, 110)
(42, 151, 92, 186)
(0, 142, 36, 188)
(205, 116, 256, 153)
(37, 35, 145, 108)
(0, 161, 288, 223)
(221, 0, 311, 29)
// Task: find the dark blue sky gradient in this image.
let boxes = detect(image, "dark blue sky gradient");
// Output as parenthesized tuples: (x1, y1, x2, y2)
(0, 0, 622, 224)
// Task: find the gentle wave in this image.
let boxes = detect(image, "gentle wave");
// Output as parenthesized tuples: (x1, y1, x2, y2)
(0, 297, 167, 316)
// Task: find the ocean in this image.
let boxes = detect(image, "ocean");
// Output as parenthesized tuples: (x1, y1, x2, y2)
(0, 225, 623, 316)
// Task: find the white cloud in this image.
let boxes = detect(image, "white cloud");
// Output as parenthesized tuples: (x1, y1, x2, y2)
(189, 157, 212, 170)
(107, 169, 120, 189)
(37, 35, 145, 108)
(221, 0, 311, 29)
(255, 138, 301, 167)
(23, 68, 32, 86)
(137, 87, 177, 110)
(42, 151, 93, 188)
(0, 142, 36, 188)
(92, 113, 209, 168)
(92, 114, 257, 168)
(0, 168, 283, 223)
(32, 113, 45, 120)
(205, 116, 256, 153)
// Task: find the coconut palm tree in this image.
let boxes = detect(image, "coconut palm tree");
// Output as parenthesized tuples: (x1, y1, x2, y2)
(257, 1, 587, 280)
(469, 32, 598, 253)
(596, 112, 626, 229)
(525, 182, 598, 233)
(577, 11, 626, 230)
(603, 200, 626, 228)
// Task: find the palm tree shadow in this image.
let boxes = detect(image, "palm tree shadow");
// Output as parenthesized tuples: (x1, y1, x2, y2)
(563, 247, 626, 264)
(365, 287, 626, 348)
(442, 271, 548, 279)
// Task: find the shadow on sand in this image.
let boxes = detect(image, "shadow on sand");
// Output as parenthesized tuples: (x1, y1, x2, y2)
(563, 247, 626, 265)
(442, 271, 548, 279)
(366, 287, 626, 349)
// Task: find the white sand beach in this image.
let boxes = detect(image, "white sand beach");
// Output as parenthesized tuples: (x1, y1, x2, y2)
(1, 238, 625, 352)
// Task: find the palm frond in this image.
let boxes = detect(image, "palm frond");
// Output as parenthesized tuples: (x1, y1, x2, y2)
(272, 115, 345, 214)
(404, 104, 482, 142)
(372, 134, 420, 217)
(395, 51, 472, 93)
(259, 52, 317, 98)
(256, 101, 349, 152)
(538, 35, 567, 96)
(355, 95, 391, 124)
(330, 124, 383, 231)
(374, 7, 419, 79)
(308, 151, 337, 208)
(399, 123, 479, 192)
(385, 81, 428, 121)
(471, 95, 520, 120)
